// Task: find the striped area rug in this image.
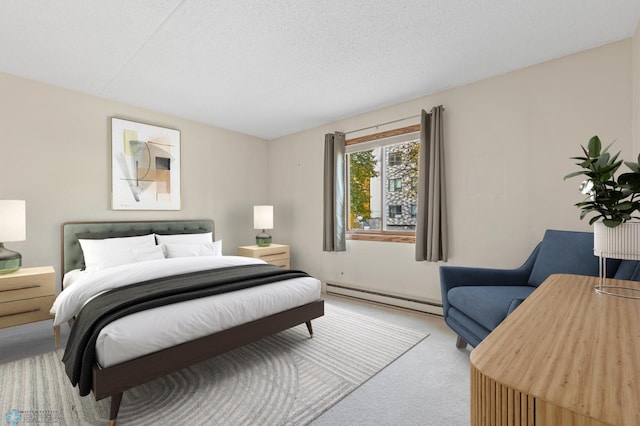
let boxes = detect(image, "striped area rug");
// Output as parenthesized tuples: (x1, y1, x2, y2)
(0, 303, 427, 425)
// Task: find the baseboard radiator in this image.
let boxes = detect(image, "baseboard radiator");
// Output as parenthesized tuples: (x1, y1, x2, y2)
(326, 282, 443, 316)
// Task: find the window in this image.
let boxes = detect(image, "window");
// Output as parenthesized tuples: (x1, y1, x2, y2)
(346, 125, 420, 240)
(388, 178, 402, 192)
(389, 205, 402, 218)
(388, 152, 402, 166)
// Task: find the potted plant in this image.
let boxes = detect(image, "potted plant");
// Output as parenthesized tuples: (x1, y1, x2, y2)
(564, 135, 640, 228)
(565, 136, 640, 293)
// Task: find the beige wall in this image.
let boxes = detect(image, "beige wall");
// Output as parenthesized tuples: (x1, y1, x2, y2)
(0, 73, 269, 290)
(269, 39, 633, 303)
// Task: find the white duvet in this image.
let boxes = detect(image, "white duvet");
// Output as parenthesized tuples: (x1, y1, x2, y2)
(51, 256, 321, 367)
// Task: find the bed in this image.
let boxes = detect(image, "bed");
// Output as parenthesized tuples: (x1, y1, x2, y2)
(52, 220, 324, 426)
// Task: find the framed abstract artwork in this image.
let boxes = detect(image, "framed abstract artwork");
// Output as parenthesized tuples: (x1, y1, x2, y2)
(111, 118, 181, 210)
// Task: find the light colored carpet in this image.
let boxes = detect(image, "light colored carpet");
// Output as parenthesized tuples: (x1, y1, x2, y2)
(0, 303, 428, 425)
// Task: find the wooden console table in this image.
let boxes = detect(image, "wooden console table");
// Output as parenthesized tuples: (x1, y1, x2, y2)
(470, 274, 640, 426)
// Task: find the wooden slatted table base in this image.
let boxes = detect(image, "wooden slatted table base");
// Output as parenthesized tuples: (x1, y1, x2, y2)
(471, 364, 534, 426)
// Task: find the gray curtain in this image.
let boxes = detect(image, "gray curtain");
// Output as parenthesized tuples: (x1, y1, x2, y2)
(323, 132, 346, 252)
(415, 106, 448, 261)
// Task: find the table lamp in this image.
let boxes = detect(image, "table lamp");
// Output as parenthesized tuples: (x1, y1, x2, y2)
(0, 200, 26, 274)
(254, 205, 273, 247)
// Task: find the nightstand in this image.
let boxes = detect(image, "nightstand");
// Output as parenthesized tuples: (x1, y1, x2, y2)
(0, 266, 57, 343)
(237, 244, 290, 268)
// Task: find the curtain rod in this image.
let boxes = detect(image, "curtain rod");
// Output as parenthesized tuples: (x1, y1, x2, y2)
(344, 107, 444, 135)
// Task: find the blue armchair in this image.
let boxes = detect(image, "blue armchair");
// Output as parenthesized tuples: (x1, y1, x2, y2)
(439, 229, 640, 349)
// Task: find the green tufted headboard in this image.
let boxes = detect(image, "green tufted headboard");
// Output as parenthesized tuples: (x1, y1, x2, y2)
(61, 220, 215, 276)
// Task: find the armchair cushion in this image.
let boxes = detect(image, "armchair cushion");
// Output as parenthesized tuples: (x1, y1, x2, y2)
(448, 285, 536, 331)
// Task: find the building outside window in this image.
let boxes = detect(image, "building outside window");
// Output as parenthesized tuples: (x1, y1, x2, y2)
(346, 132, 419, 233)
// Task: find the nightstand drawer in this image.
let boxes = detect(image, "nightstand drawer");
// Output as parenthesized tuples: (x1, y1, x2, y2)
(238, 245, 289, 259)
(0, 267, 55, 303)
(256, 248, 290, 263)
(269, 259, 291, 269)
(237, 244, 291, 269)
(0, 295, 56, 328)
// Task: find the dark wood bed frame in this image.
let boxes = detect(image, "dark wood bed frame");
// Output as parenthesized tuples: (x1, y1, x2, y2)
(60, 220, 324, 426)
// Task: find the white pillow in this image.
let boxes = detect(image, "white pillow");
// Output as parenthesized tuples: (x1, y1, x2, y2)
(163, 240, 222, 258)
(131, 245, 166, 262)
(79, 234, 156, 271)
(155, 232, 213, 245)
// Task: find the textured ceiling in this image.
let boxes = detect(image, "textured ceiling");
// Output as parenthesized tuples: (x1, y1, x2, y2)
(1, 1, 639, 139)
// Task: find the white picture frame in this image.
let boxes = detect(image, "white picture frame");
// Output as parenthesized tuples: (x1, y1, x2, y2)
(111, 118, 181, 210)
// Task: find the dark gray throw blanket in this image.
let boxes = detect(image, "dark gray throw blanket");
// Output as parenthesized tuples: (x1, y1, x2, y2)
(62, 263, 310, 396)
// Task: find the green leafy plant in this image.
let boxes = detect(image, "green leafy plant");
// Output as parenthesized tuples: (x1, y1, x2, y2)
(349, 150, 379, 228)
(564, 135, 640, 228)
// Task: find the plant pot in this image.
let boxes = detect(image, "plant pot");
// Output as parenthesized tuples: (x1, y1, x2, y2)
(593, 221, 640, 260)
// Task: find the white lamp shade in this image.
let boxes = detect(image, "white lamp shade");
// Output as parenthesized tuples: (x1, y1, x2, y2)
(254, 205, 273, 230)
(0, 200, 26, 242)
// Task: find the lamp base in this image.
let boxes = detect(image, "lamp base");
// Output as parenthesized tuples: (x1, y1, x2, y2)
(0, 243, 21, 274)
(256, 230, 272, 247)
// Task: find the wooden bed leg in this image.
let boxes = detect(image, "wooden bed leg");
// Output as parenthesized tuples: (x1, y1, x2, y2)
(109, 393, 123, 426)
(305, 321, 314, 338)
(456, 335, 468, 349)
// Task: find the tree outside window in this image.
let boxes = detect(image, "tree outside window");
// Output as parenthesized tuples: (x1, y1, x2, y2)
(348, 149, 380, 230)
